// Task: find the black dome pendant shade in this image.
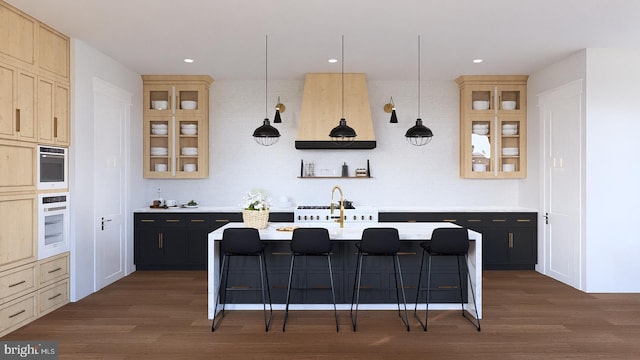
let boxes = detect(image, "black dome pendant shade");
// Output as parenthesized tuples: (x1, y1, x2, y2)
(405, 118, 433, 146)
(253, 118, 280, 146)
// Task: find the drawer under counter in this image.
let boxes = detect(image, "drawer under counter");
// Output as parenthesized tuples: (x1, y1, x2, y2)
(38, 278, 69, 316)
(0, 262, 38, 305)
(0, 293, 38, 337)
(39, 252, 70, 286)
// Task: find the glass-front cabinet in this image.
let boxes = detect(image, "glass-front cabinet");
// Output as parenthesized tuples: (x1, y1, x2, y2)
(456, 75, 528, 179)
(142, 75, 213, 179)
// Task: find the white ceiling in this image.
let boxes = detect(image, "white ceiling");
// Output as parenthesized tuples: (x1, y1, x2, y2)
(7, 0, 640, 81)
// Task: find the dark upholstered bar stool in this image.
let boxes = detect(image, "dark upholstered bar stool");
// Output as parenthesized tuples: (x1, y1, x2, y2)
(413, 227, 480, 331)
(283, 227, 339, 332)
(212, 228, 272, 332)
(350, 227, 410, 332)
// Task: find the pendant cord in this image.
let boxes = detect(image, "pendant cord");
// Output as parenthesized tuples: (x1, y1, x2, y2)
(265, 35, 268, 119)
(417, 35, 421, 118)
(341, 35, 344, 118)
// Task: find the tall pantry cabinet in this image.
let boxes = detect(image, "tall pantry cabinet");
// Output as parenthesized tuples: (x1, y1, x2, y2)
(0, 0, 70, 336)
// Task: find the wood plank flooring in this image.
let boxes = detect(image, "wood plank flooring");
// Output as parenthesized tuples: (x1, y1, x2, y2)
(2, 270, 640, 359)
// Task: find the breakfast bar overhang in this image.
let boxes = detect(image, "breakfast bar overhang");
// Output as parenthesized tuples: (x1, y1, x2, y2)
(207, 222, 482, 319)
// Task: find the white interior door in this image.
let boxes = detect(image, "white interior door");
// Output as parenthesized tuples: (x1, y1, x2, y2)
(539, 79, 583, 290)
(93, 78, 130, 290)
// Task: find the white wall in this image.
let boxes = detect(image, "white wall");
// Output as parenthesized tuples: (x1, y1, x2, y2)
(71, 39, 143, 301)
(584, 49, 640, 292)
(136, 79, 523, 209)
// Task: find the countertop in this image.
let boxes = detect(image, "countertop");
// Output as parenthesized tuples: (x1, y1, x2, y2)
(134, 205, 537, 213)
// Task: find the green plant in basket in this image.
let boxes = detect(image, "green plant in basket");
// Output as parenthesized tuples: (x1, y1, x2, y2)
(243, 190, 270, 211)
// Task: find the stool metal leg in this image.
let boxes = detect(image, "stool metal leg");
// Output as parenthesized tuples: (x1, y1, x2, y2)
(258, 253, 272, 332)
(327, 254, 339, 332)
(392, 254, 410, 331)
(462, 254, 481, 331)
(350, 251, 364, 331)
(212, 254, 230, 332)
(282, 254, 297, 332)
(413, 249, 427, 330)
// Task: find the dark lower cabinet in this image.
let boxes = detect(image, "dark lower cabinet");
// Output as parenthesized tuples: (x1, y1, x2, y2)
(379, 211, 538, 270)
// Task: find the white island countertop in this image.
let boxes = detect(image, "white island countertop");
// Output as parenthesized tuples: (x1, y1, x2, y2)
(207, 222, 482, 319)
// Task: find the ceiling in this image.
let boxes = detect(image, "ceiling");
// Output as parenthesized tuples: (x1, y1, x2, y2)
(7, 0, 640, 81)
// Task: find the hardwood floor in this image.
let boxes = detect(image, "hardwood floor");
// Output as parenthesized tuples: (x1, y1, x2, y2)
(3, 270, 640, 359)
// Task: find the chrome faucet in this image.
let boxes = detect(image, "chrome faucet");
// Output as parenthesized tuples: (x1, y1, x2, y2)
(330, 185, 345, 228)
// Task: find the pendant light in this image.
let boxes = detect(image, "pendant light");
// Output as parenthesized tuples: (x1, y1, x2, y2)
(384, 97, 398, 123)
(405, 35, 433, 146)
(329, 35, 357, 144)
(253, 35, 281, 146)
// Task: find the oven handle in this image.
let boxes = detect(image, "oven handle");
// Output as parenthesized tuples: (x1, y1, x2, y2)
(44, 206, 67, 212)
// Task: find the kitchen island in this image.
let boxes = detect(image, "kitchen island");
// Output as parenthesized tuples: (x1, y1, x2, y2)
(208, 222, 482, 319)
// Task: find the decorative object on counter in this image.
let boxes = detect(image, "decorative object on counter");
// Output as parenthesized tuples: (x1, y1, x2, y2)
(341, 162, 349, 177)
(329, 35, 357, 145)
(182, 200, 198, 208)
(383, 96, 399, 123)
(405, 35, 434, 146)
(253, 35, 281, 146)
(242, 190, 271, 229)
(274, 96, 285, 123)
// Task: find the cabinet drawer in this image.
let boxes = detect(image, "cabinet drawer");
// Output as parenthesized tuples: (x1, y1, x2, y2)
(0, 262, 37, 304)
(38, 278, 69, 316)
(0, 293, 37, 337)
(39, 252, 69, 286)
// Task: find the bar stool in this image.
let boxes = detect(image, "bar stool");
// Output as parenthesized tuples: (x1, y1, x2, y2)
(212, 228, 272, 332)
(413, 227, 481, 331)
(283, 227, 339, 332)
(350, 227, 410, 332)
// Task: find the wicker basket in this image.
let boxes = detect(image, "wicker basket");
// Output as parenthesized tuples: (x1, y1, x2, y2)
(242, 209, 269, 229)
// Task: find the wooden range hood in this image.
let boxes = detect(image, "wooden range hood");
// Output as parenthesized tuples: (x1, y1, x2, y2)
(295, 73, 376, 149)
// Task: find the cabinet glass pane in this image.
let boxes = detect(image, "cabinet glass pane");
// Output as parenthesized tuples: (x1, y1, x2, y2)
(149, 120, 170, 173)
(149, 90, 170, 110)
(471, 120, 492, 173)
(178, 90, 198, 110)
(471, 90, 491, 110)
(499, 90, 521, 110)
(500, 120, 520, 172)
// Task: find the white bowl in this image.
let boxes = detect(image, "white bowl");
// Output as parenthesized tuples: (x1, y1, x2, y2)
(502, 124, 518, 130)
(502, 164, 515, 172)
(151, 123, 168, 129)
(151, 129, 168, 135)
(151, 100, 168, 110)
(181, 147, 198, 155)
(180, 124, 197, 129)
(150, 147, 168, 155)
(472, 129, 489, 135)
(472, 101, 490, 110)
(502, 129, 518, 135)
(181, 128, 197, 135)
(502, 147, 519, 156)
(472, 163, 486, 172)
(184, 164, 197, 172)
(181, 101, 197, 110)
(502, 101, 517, 110)
(155, 163, 168, 172)
(472, 123, 489, 128)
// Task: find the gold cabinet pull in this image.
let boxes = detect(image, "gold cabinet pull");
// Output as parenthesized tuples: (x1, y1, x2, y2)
(9, 309, 26, 318)
(54, 116, 58, 137)
(165, 219, 180, 223)
(492, 219, 506, 222)
(48, 267, 62, 274)
(443, 219, 457, 222)
(16, 109, 21, 132)
(9, 280, 26, 288)
(190, 219, 206, 223)
(48, 293, 63, 301)
(215, 219, 230, 223)
(517, 219, 531, 222)
(158, 233, 163, 249)
(140, 219, 155, 223)
(407, 219, 417, 223)
(508, 232, 514, 248)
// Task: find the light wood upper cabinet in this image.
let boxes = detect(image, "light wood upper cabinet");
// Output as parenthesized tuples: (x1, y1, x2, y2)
(456, 75, 528, 179)
(0, 64, 37, 142)
(0, 2, 36, 66)
(37, 23, 69, 80)
(37, 77, 69, 146)
(0, 140, 36, 193)
(0, 193, 37, 272)
(142, 75, 213, 179)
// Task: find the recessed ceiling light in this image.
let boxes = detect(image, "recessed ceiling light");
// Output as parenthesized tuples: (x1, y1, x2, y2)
(184, 58, 194, 63)
(472, 58, 483, 64)
(328, 58, 338, 63)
